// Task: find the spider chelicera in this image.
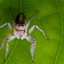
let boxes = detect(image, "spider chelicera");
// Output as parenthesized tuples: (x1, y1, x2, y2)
(0, 11, 48, 62)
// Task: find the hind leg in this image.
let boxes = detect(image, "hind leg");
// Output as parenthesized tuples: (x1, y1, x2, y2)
(5, 36, 15, 60)
(0, 36, 6, 49)
(0, 35, 15, 60)
(25, 36, 36, 62)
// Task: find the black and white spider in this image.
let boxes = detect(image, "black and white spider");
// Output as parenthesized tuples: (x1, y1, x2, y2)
(0, 10, 48, 62)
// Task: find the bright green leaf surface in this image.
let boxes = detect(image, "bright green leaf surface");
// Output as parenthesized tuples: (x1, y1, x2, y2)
(0, 0, 64, 64)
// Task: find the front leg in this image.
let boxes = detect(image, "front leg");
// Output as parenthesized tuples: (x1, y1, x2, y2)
(26, 11, 39, 28)
(25, 36, 36, 62)
(0, 22, 12, 31)
(29, 25, 48, 39)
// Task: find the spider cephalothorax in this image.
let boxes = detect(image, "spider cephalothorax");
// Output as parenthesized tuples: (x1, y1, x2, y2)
(15, 12, 26, 26)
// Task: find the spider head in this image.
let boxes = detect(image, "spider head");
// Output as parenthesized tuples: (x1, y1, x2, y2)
(15, 12, 26, 27)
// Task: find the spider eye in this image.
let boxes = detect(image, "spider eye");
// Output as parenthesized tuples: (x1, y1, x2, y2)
(21, 24, 24, 26)
(18, 24, 20, 27)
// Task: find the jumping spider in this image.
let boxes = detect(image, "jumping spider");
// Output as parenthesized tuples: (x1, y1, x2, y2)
(0, 11, 48, 62)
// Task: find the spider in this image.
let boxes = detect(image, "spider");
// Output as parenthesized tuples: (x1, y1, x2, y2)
(0, 10, 48, 62)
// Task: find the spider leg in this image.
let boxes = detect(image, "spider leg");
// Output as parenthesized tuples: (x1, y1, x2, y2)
(5, 41, 9, 60)
(9, 7, 15, 20)
(25, 36, 36, 62)
(29, 25, 48, 39)
(0, 22, 12, 31)
(0, 35, 15, 60)
(0, 23, 7, 28)
(26, 11, 39, 28)
(0, 36, 6, 49)
(5, 36, 15, 60)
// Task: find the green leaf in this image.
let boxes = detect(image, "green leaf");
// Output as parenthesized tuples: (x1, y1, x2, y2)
(0, 0, 64, 64)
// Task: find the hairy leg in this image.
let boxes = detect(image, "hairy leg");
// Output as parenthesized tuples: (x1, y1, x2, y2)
(29, 25, 48, 39)
(25, 36, 36, 62)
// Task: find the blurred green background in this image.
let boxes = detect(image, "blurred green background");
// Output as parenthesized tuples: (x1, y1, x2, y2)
(0, 0, 64, 64)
